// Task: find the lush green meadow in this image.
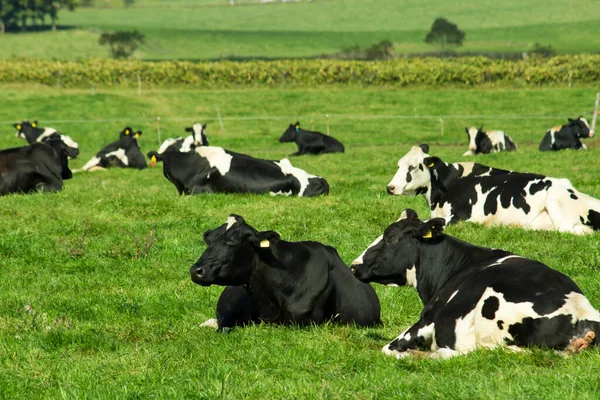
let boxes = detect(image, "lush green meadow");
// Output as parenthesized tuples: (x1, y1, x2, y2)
(1, 0, 599, 60)
(1, 84, 600, 398)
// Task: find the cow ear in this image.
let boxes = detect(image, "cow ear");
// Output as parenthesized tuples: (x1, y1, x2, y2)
(202, 123, 208, 129)
(418, 143, 429, 154)
(134, 131, 142, 138)
(31, 121, 37, 128)
(124, 128, 131, 135)
(185, 127, 193, 132)
(568, 118, 575, 123)
(398, 208, 418, 221)
(419, 218, 445, 239)
(203, 229, 217, 245)
(465, 127, 469, 134)
(250, 231, 281, 249)
(423, 156, 441, 169)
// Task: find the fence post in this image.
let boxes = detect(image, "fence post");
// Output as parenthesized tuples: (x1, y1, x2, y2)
(57, 70, 62, 89)
(217, 107, 225, 131)
(137, 73, 142, 96)
(439, 118, 444, 136)
(91, 83, 95, 96)
(157, 116, 161, 146)
(325, 114, 330, 135)
(592, 92, 600, 133)
(568, 70, 573, 88)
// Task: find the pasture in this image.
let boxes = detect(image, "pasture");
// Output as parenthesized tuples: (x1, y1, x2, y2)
(1, 84, 600, 398)
(1, 0, 600, 60)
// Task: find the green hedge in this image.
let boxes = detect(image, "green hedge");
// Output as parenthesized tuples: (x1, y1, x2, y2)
(0, 56, 598, 87)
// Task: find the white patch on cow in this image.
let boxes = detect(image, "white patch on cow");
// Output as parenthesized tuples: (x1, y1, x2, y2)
(36, 127, 58, 142)
(179, 135, 196, 152)
(199, 318, 219, 329)
(80, 156, 102, 171)
(157, 137, 181, 154)
(496, 255, 521, 264)
(352, 235, 382, 265)
(417, 323, 434, 340)
(386, 283, 400, 287)
(60, 134, 79, 149)
(467, 127, 479, 151)
(388, 146, 431, 196)
(381, 344, 412, 359)
(544, 292, 600, 324)
(447, 290, 459, 304)
(457, 162, 475, 177)
(269, 190, 293, 196)
(195, 146, 233, 175)
(453, 307, 478, 352)
(406, 265, 417, 289)
(549, 129, 558, 145)
(429, 348, 463, 359)
(486, 130, 507, 152)
(274, 158, 317, 197)
(191, 123, 206, 144)
(399, 210, 410, 220)
(225, 216, 237, 230)
(580, 117, 590, 129)
(105, 149, 129, 166)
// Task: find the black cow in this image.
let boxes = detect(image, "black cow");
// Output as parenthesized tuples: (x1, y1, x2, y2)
(0, 138, 72, 196)
(539, 117, 594, 151)
(160, 145, 329, 196)
(147, 122, 209, 167)
(13, 120, 79, 158)
(77, 127, 147, 172)
(386, 144, 600, 235)
(190, 215, 381, 330)
(279, 121, 344, 156)
(463, 125, 517, 156)
(351, 209, 600, 359)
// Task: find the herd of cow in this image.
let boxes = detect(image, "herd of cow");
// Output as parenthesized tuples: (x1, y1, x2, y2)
(3, 115, 600, 360)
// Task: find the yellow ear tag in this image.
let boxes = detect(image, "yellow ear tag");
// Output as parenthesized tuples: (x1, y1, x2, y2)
(151, 155, 156, 163)
(17, 125, 22, 130)
(427, 162, 434, 168)
(125, 129, 130, 135)
(422, 231, 432, 239)
(260, 239, 270, 248)
(31, 123, 36, 128)
(135, 133, 140, 139)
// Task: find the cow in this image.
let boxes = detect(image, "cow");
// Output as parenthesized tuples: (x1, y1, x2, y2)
(147, 122, 209, 167)
(385, 144, 600, 235)
(463, 125, 517, 156)
(539, 117, 595, 151)
(160, 145, 329, 196)
(279, 121, 345, 156)
(0, 137, 72, 196)
(13, 120, 79, 158)
(190, 215, 381, 330)
(77, 127, 147, 172)
(351, 209, 600, 359)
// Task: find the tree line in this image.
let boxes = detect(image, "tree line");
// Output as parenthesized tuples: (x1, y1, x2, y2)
(0, 0, 79, 34)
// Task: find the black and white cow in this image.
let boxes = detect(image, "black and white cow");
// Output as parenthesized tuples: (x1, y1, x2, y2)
(386, 144, 600, 234)
(539, 117, 595, 151)
(463, 125, 517, 156)
(147, 122, 209, 167)
(0, 138, 72, 196)
(77, 127, 147, 172)
(160, 146, 329, 196)
(351, 209, 600, 359)
(191, 215, 381, 330)
(279, 121, 345, 156)
(13, 120, 79, 158)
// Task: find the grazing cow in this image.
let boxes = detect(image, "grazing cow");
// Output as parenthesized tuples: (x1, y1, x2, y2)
(190, 215, 381, 330)
(147, 122, 209, 167)
(539, 117, 595, 151)
(0, 138, 72, 196)
(463, 125, 517, 156)
(13, 120, 79, 158)
(386, 144, 600, 234)
(279, 121, 345, 156)
(351, 209, 600, 359)
(160, 145, 329, 196)
(77, 127, 147, 172)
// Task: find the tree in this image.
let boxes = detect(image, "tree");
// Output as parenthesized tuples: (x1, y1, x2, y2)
(365, 40, 394, 60)
(99, 30, 145, 59)
(43, 0, 79, 31)
(424, 17, 465, 50)
(0, 0, 16, 34)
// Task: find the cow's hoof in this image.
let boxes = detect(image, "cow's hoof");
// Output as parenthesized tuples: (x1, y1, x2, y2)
(382, 345, 410, 359)
(564, 331, 595, 356)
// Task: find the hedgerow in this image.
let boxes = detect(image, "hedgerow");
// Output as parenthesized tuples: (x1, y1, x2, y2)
(0, 55, 598, 87)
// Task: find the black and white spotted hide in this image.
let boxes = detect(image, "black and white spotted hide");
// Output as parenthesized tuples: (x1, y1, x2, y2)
(77, 127, 147, 172)
(147, 122, 210, 167)
(463, 125, 517, 156)
(539, 117, 595, 151)
(13, 120, 79, 158)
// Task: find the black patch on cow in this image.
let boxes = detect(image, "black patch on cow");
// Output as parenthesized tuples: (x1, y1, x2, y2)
(585, 210, 600, 230)
(419, 164, 424, 171)
(507, 315, 574, 348)
(481, 296, 500, 320)
(529, 180, 552, 195)
(416, 187, 428, 195)
(406, 172, 412, 183)
(497, 320, 504, 330)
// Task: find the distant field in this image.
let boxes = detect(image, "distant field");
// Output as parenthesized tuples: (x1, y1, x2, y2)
(0, 0, 599, 60)
(1, 84, 600, 398)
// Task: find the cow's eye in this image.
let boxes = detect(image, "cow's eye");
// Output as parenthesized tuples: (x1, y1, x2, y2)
(226, 238, 237, 246)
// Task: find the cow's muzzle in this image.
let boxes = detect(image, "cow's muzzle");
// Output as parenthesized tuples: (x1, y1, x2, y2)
(190, 265, 212, 286)
(386, 185, 396, 195)
(590, 130, 595, 138)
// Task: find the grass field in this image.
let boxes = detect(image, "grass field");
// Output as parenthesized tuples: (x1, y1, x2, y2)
(1, 0, 599, 60)
(1, 84, 600, 398)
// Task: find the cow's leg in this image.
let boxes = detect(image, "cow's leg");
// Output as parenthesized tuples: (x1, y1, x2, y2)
(78, 156, 103, 172)
(214, 286, 259, 331)
(462, 149, 475, 156)
(546, 185, 594, 235)
(382, 320, 435, 358)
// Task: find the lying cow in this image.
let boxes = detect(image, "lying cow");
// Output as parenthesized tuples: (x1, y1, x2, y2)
(147, 122, 209, 167)
(0, 138, 72, 196)
(351, 209, 600, 359)
(539, 117, 595, 151)
(77, 127, 147, 172)
(463, 125, 516, 156)
(13, 120, 79, 158)
(160, 145, 329, 196)
(279, 121, 344, 156)
(190, 215, 381, 330)
(386, 144, 600, 234)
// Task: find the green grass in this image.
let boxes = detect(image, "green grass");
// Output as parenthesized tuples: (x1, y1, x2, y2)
(1, 84, 600, 398)
(1, 0, 599, 60)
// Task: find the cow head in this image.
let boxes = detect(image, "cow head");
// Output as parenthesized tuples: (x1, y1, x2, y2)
(569, 117, 594, 138)
(120, 126, 135, 138)
(190, 215, 281, 287)
(185, 122, 209, 146)
(465, 125, 483, 151)
(351, 209, 445, 286)
(279, 122, 300, 143)
(386, 144, 431, 196)
(13, 120, 39, 141)
(45, 136, 73, 180)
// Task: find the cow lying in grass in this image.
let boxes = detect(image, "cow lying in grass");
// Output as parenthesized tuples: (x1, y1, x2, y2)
(351, 209, 600, 359)
(190, 215, 381, 330)
(462, 125, 516, 156)
(386, 144, 600, 234)
(539, 117, 594, 151)
(147, 122, 209, 166)
(77, 127, 147, 172)
(13, 120, 79, 159)
(279, 121, 345, 156)
(0, 138, 72, 196)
